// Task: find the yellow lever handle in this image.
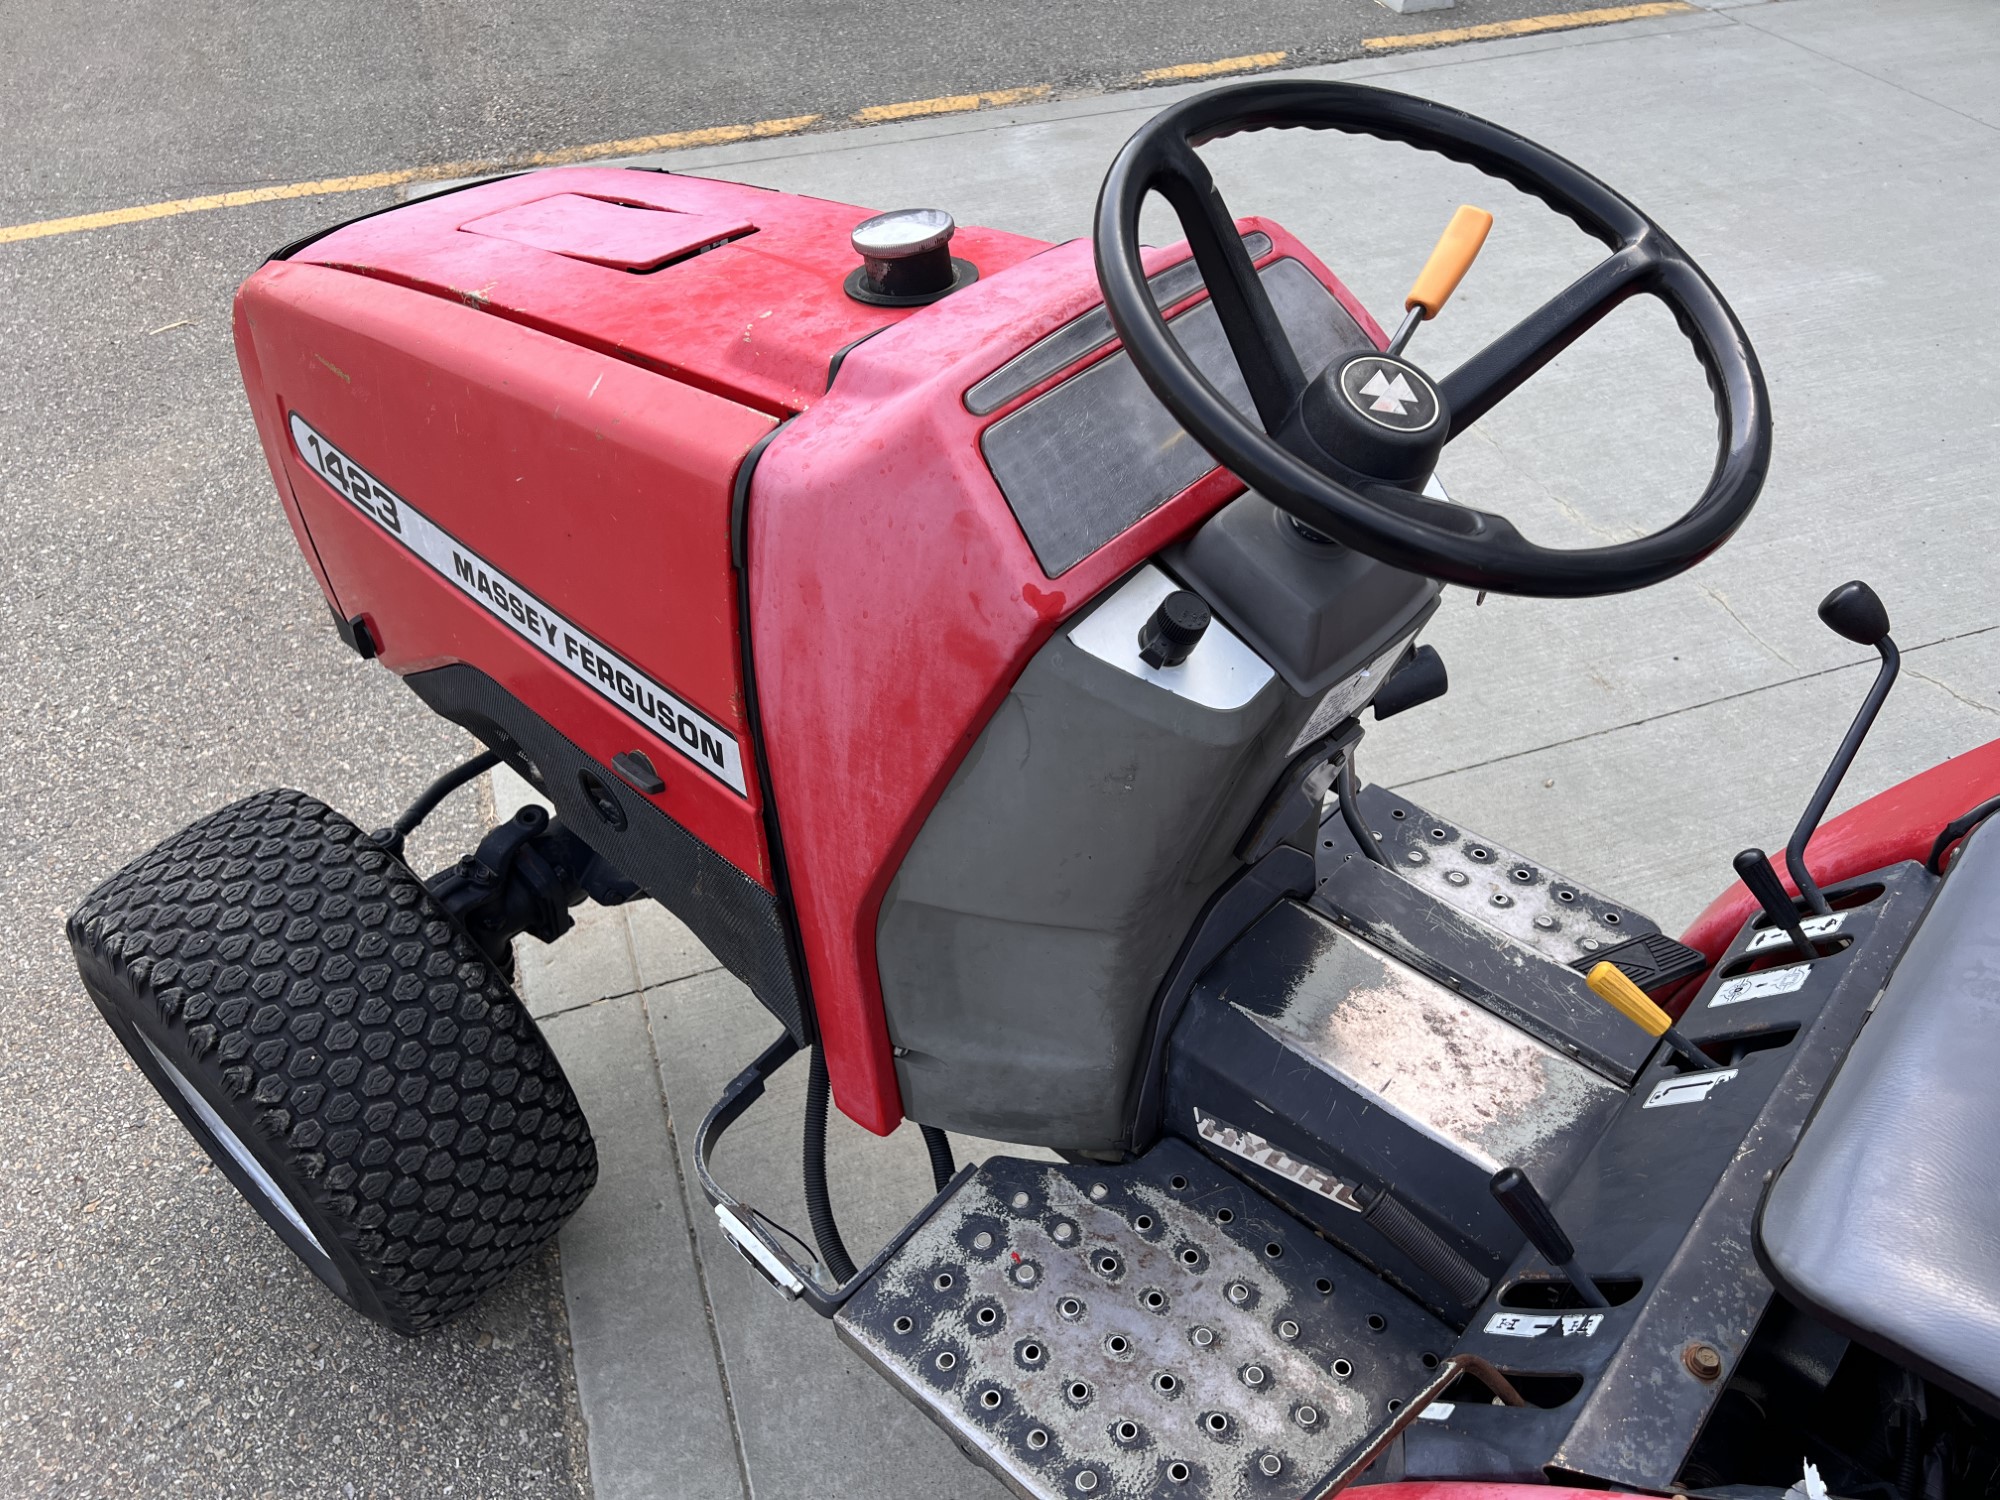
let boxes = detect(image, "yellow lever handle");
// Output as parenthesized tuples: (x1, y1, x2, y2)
(1586, 962, 1671, 1038)
(1405, 205, 1494, 320)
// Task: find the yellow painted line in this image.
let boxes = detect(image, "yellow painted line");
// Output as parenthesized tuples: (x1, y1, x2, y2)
(1141, 51, 1288, 83)
(1363, 2, 1694, 52)
(0, 169, 439, 245)
(852, 84, 1052, 123)
(3, 5, 1694, 250)
(0, 115, 822, 247)
(518, 114, 821, 167)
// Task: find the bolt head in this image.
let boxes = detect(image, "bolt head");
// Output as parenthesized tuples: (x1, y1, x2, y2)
(1683, 1341, 1724, 1381)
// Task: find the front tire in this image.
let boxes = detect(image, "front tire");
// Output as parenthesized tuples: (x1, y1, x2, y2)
(67, 788, 596, 1333)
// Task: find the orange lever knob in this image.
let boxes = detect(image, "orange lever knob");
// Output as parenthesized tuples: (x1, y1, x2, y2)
(1405, 205, 1493, 320)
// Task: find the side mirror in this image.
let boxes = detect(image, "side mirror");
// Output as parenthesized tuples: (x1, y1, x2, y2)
(1817, 580, 1891, 648)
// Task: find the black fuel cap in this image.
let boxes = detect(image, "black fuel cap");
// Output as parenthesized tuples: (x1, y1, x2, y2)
(845, 208, 978, 306)
(1138, 590, 1211, 669)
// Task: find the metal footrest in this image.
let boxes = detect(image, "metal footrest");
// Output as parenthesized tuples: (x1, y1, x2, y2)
(836, 1139, 1453, 1499)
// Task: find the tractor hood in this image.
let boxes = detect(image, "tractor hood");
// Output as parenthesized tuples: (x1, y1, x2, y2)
(284, 166, 1051, 416)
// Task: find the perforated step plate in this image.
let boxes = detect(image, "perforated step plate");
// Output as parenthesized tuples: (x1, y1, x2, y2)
(836, 1139, 1450, 1499)
(1353, 785, 1653, 966)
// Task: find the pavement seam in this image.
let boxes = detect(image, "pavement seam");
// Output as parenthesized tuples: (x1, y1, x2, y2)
(1724, 7, 2000, 139)
(533, 969, 727, 1021)
(1700, 584, 1801, 670)
(1906, 666, 2000, 719)
(640, 987, 756, 1500)
(1396, 620, 2000, 787)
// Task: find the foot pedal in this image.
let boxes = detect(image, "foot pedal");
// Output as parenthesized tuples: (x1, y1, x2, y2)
(836, 1139, 1452, 1498)
(1569, 930, 1706, 994)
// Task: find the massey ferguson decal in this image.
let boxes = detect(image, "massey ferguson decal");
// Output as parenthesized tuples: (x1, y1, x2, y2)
(289, 412, 748, 795)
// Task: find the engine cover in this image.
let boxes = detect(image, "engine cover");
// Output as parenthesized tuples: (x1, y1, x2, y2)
(233, 165, 1423, 1138)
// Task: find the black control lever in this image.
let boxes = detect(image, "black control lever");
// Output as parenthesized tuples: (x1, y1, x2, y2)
(1733, 848, 1819, 962)
(1489, 1167, 1608, 1309)
(1785, 581, 1899, 915)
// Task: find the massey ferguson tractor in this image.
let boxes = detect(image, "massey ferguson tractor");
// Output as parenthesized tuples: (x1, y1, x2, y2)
(67, 81, 2000, 1496)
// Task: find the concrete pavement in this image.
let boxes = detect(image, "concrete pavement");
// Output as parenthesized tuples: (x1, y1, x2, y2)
(522, 3, 1998, 1497)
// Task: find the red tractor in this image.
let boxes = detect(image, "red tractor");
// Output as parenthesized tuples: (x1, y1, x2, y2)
(68, 81, 2000, 1496)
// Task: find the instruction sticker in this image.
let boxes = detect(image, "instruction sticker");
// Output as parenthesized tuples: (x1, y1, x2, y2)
(1747, 911, 1844, 954)
(288, 412, 747, 795)
(1484, 1312, 1603, 1339)
(1643, 1068, 1740, 1109)
(1711, 964, 1810, 1008)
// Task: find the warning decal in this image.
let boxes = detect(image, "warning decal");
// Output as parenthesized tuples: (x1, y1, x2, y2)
(1711, 963, 1810, 1008)
(1484, 1312, 1604, 1339)
(289, 412, 748, 796)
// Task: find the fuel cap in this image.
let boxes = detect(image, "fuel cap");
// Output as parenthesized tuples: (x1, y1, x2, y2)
(845, 208, 978, 306)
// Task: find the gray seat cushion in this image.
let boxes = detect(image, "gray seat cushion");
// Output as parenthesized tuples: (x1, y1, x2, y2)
(1758, 818, 2000, 1411)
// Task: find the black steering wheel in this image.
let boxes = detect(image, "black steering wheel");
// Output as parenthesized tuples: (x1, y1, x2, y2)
(1094, 80, 1771, 598)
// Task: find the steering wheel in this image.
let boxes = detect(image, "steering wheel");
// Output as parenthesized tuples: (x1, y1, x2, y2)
(1093, 80, 1771, 598)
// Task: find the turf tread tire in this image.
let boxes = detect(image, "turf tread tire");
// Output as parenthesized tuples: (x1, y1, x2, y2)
(67, 787, 596, 1333)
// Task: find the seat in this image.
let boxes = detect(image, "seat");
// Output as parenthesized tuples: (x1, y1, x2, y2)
(1758, 817, 2000, 1412)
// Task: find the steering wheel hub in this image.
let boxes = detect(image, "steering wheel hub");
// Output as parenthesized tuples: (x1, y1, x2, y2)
(1292, 352, 1452, 491)
(1335, 354, 1441, 435)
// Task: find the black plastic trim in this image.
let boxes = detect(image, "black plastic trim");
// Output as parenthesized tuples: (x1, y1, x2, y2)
(728, 417, 821, 1047)
(731, 419, 794, 572)
(1124, 843, 1316, 1151)
(331, 606, 378, 660)
(825, 328, 887, 392)
(403, 663, 811, 1039)
(841, 256, 978, 307)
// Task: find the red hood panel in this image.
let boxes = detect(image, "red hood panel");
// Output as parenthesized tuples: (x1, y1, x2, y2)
(291, 167, 1051, 416)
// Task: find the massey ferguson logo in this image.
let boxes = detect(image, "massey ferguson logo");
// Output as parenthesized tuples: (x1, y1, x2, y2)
(1339, 355, 1439, 433)
(1359, 368, 1420, 415)
(287, 412, 749, 796)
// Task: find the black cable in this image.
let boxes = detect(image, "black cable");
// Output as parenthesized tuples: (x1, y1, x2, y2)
(919, 1125, 956, 1194)
(1337, 757, 1389, 866)
(803, 1045, 858, 1283)
(382, 749, 503, 853)
(747, 1207, 822, 1267)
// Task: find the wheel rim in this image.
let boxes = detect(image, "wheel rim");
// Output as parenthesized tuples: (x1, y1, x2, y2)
(138, 1032, 329, 1259)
